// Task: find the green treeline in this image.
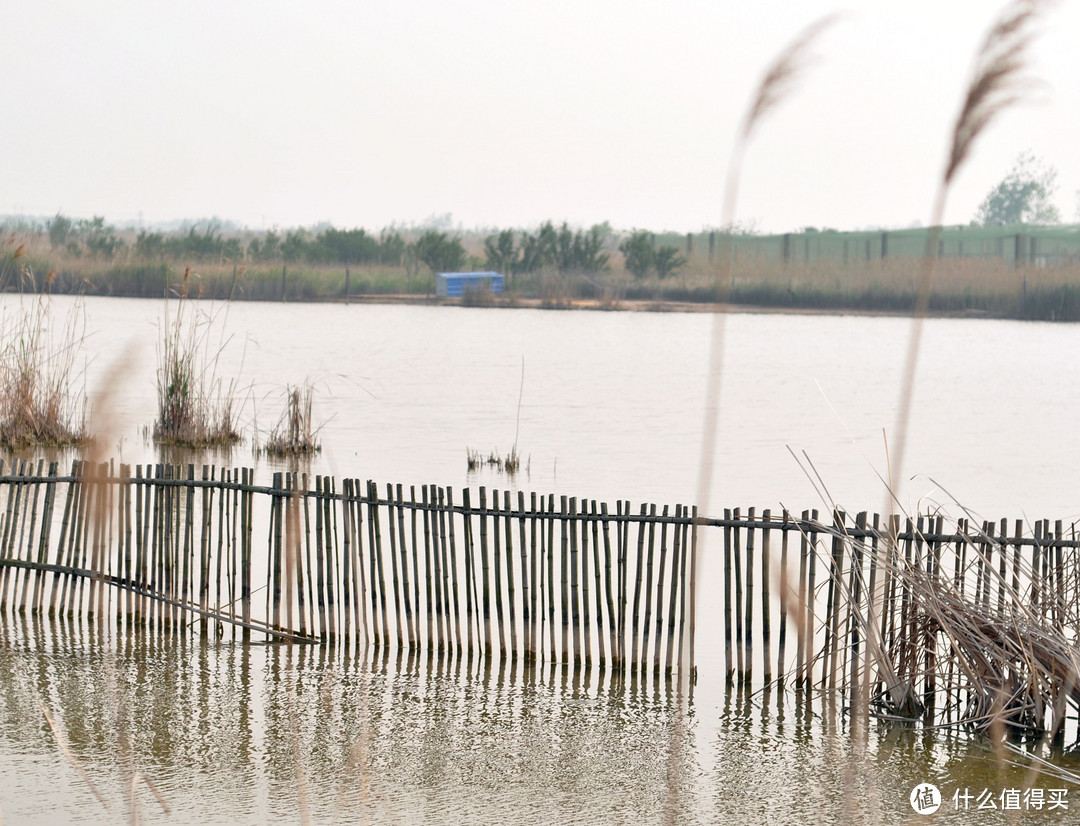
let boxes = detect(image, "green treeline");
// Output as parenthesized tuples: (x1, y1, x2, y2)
(5, 213, 1080, 320)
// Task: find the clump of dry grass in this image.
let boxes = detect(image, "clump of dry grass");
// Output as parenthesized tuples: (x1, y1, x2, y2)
(262, 383, 321, 456)
(0, 252, 88, 448)
(152, 272, 240, 447)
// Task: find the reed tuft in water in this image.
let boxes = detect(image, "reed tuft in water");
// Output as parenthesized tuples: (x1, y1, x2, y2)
(262, 383, 321, 456)
(0, 257, 88, 448)
(152, 274, 240, 447)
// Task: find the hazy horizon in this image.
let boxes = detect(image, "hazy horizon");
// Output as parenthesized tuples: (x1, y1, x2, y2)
(5, 1, 1079, 235)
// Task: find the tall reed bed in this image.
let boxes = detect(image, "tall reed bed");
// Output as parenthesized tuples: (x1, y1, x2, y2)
(0, 249, 87, 448)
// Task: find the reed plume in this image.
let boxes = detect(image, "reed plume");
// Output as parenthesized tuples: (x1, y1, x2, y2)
(889, 0, 1054, 506)
(694, 15, 840, 685)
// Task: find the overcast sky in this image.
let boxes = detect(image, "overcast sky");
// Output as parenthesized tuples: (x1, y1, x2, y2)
(4, 0, 1078, 234)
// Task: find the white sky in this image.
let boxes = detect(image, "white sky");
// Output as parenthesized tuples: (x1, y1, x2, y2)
(4, 0, 1079, 234)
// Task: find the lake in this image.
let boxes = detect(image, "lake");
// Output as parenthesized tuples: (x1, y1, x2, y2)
(1, 295, 1078, 823)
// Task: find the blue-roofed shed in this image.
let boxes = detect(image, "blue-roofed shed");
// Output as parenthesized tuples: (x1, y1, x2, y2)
(435, 271, 504, 298)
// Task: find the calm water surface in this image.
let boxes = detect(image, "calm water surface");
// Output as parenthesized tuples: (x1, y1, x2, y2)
(2, 295, 1079, 823)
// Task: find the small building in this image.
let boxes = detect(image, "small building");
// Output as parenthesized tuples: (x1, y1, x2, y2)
(435, 271, 504, 298)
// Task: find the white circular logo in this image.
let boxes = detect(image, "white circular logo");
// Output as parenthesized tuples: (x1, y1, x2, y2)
(910, 783, 942, 815)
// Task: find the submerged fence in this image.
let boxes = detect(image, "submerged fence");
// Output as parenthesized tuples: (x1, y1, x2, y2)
(2, 460, 1080, 733)
(0, 461, 696, 678)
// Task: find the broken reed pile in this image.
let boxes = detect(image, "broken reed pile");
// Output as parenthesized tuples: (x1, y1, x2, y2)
(707, 507, 1080, 740)
(0, 461, 696, 678)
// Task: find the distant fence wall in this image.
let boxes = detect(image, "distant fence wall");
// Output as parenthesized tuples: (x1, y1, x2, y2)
(664, 225, 1080, 268)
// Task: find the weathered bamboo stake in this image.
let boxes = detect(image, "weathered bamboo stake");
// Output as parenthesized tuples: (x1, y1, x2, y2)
(159, 464, 172, 626)
(601, 503, 616, 666)
(409, 486, 421, 647)
(663, 505, 683, 675)
(349, 480, 364, 643)
(849, 512, 867, 700)
(395, 484, 415, 648)
(312, 476, 328, 639)
(760, 509, 772, 684)
(1032, 519, 1043, 618)
(355, 479, 373, 642)
(138, 465, 151, 622)
(1042, 518, 1052, 623)
(437, 487, 457, 652)
(559, 495, 571, 663)
(864, 513, 881, 698)
(462, 487, 475, 654)
(31, 463, 59, 615)
(285, 476, 305, 640)
(493, 491, 507, 655)
(641, 503, 660, 674)
(744, 507, 755, 683)
(197, 467, 211, 634)
(993, 516, 1006, 615)
(732, 508, 744, 681)
(49, 462, 75, 615)
(725, 509, 735, 682)
(71, 463, 92, 617)
(568, 497, 581, 665)
(365, 480, 386, 645)
(503, 490, 517, 659)
(337, 478, 353, 641)
(442, 488, 461, 651)
(803, 510, 818, 687)
(16, 460, 43, 613)
(241, 468, 253, 638)
(777, 510, 790, 681)
(478, 487, 491, 654)
(590, 501, 604, 668)
(531, 492, 542, 659)
(536, 494, 547, 661)
(384, 483, 403, 648)
(1054, 519, 1064, 632)
(213, 467, 225, 630)
(579, 499, 592, 667)
(630, 504, 648, 673)
(0, 462, 22, 608)
(615, 501, 624, 667)
(1, 461, 21, 606)
(427, 484, 444, 649)
(545, 494, 557, 660)
(301, 473, 317, 637)
(687, 505, 697, 680)
(180, 464, 195, 626)
(13, 461, 35, 610)
(4, 461, 32, 608)
(324, 477, 341, 639)
(1041, 517, 1051, 622)
(270, 472, 284, 631)
(1011, 518, 1023, 615)
(651, 505, 670, 673)
(825, 510, 844, 692)
(519, 491, 532, 660)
